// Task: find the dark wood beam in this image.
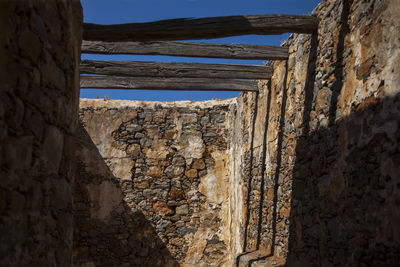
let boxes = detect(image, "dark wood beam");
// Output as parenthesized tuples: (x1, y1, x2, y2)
(81, 40, 289, 60)
(80, 75, 259, 91)
(80, 60, 272, 79)
(83, 14, 318, 41)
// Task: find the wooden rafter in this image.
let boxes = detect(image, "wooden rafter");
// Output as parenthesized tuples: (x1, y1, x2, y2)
(80, 60, 272, 80)
(80, 75, 259, 92)
(83, 14, 318, 42)
(81, 40, 289, 60)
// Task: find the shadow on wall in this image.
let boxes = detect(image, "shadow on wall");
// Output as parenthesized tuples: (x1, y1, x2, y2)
(242, 0, 400, 264)
(73, 125, 179, 267)
(247, 72, 400, 267)
(287, 0, 400, 263)
(242, 90, 260, 251)
(238, 34, 318, 267)
(287, 95, 400, 266)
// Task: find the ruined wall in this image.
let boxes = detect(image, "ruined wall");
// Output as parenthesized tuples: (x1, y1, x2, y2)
(73, 124, 178, 266)
(0, 1, 82, 266)
(75, 99, 236, 266)
(237, 0, 400, 265)
(74, 0, 399, 266)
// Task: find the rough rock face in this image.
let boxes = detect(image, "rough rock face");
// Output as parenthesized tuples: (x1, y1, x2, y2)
(75, 99, 237, 266)
(75, 1, 399, 266)
(73, 125, 178, 266)
(1, 0, 398, 266)
(237, 0, 400, 266)
(0, 1, 82, 266)
(75, 0, 400, 266)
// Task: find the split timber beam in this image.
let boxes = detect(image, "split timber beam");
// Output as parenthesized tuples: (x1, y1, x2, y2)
(81, 40, 289, 60)
(80, 76, 259, 92)
(80, 60, 272, 80)
(83, 14, 318, 42)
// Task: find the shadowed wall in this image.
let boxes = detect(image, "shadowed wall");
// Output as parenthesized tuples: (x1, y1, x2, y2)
(236, 0, 400, 266)
(0, 1, 82, 265)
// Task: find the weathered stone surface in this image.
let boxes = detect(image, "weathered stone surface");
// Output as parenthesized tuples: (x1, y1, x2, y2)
(153, 201, 175, 216)
(169, 187, 184, 200)
(176, 205, 189, 215)
(2, 136, 33, 170)
(75, 1, 400, 266)
(74, 126, 179, 266)
(18, 30, 41, 62)
(147, 166, 163, 178)
(0, 1, 82, 266)
(185, 169, 198, 179)
(145, 140, 169, 159)
(192, 159, 206, 170)
(42, 125, 64, 173)
(126, 143, 141, 158)
(177, 133, 205, 163)
(164, 129, 176, 140)
(87, 181, 122, 221)
(106, 158, 134, 181)
(236, 0, 400, 266)
(78, 98, 235, 266)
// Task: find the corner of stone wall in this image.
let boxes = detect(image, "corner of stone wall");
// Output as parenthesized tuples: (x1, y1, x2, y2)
(236, 0, 400, 266)
(75, 99, 240, 266)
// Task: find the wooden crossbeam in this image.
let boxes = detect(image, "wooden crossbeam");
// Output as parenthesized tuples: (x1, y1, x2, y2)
(80, 76, 258, 91)
(83, 14, 318, 42)
(80, 60, 272, 80)
(81, 40, 289, 60)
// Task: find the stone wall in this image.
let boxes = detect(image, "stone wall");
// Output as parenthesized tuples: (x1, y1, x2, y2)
(73, 124, 178, 266)
(237, 0, 400, 266)
(0, 0, 82, 266)
(75, 1, 400, 266)
(75, 99, 237, 266)
(3, 0, 393, 265)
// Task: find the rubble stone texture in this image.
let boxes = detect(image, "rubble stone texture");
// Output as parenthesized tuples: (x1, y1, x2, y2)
(237, 0, 400, 266)
(0, 0, 82, 266)
(76, 0, 400, 266)
(75, 99, 236, 266)
(1, 0, 399, 266)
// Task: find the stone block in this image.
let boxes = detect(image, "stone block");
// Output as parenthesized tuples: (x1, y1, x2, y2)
(42, 51, 66, 91)
(153, 201, 174, 216)
(147, 166, 163, 178)
(176, 205, 189, 215)
(108, 158, 135, 181)
(2, 136, 33, 170)
(135, 180, 149, 190)
(169, 187, 184, 200)
(164, 129, 176, 140)
(134, 132, 145, 139)
(42, 126, 64, 174)
(126, 124, 143, 132)
(172, 166, 185, 176)
(126, 144, 141, 158)
(18, 30, 41, 62)
(185, 169, 198, 179)
(192, 159, 206, 170)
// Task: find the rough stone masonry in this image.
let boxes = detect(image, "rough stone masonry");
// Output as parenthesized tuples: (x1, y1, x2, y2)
(1, 0, 399, 266)
(75, 0, 400, 266)
(237, 0, 400, 266)
(74, 99, 236, 266)
(0, 1, 82, 266)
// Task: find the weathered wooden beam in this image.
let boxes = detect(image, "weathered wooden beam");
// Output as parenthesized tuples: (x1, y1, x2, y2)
(81, 40, 289, 60)
(80, 60, 272, 79)
(83, 14, 318, 41)
(80, 75, 259, 91)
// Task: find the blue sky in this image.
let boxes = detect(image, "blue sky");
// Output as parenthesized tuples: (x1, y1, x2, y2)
(80, 0, 321, 101)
